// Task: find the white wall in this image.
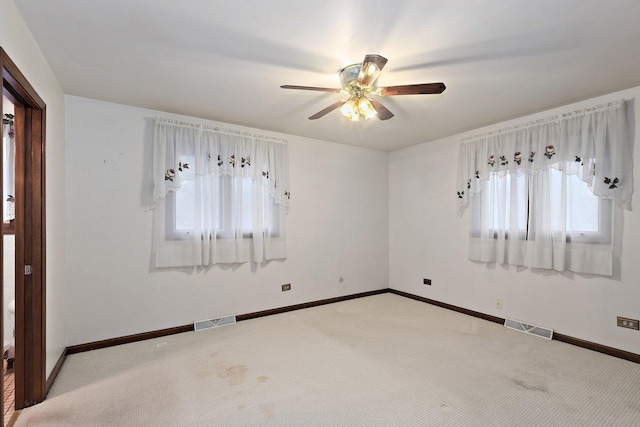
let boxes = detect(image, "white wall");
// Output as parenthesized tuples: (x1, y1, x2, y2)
(389, 87, 640, 355)
(64, 95, 389, 346)
(0, 0, 67, 377)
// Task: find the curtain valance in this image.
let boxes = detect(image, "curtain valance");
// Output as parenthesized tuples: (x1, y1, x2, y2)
(148, 118, 290, 211)
(148, 118, 290, 267)
(457, 100, 632, 214)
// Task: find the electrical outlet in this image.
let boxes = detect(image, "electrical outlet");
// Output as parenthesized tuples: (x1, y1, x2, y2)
(617, 316, 639, 330)
(423, 278, 432, 286)
(282, 283, 291, 292)
(495, 298, 503, 309)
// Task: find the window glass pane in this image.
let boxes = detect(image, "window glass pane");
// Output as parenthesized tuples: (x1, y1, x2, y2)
(486, 173, 527, 232)
(549, 169, 599, 232)
(568, 175, 599, 232)
(511, 174, 528, 232)
(474, 170, 603, 239)
(175, 180, 195, 231)
(241, 177, 253, 230)
(173, 176, 277, 236)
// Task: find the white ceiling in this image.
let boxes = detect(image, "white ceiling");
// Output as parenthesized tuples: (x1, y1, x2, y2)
(14, 0, 640, 151)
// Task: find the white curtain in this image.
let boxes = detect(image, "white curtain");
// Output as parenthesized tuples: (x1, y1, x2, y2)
(457, 100, 632, 276)
(148, 118, 290, 267)
(2, 113, 15, 222)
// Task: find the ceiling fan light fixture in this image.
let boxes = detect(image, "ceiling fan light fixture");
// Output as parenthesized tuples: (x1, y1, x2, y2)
(340, 98, 360, 121)
(358, 97, 376, 120)
(281, 53, 444, 121)
(340, 96, 376, 121)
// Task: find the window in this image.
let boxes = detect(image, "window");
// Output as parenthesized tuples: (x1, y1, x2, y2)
(148, 119, 290, 267)
(470, 170, 611, 244)
(166, 176, 280, 240)
(457, 100, 632, 276)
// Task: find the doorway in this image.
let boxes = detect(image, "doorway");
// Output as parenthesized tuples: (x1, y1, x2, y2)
(2, 93, 16, 424)
(0, 47, 47, 423)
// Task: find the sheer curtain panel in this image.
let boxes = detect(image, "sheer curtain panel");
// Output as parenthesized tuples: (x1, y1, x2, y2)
(457, 100, 632, 276)
(148, 119, 290, 267)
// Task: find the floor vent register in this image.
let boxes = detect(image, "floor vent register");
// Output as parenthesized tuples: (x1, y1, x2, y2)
(504, 318, 553, 340)
(194, 315, 236, 332)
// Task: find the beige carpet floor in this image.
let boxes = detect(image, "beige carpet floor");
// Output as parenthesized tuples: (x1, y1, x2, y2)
(15, 293, 640, 426)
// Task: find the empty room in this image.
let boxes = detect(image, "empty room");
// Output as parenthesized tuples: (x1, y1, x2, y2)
(1, 0, 640, 425)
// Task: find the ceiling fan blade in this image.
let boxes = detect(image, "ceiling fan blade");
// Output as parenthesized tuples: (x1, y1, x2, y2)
(380, 83, 446, 96)
(308, 100, 346, 120)
(369, 99, 394, 121)
(357, 54, 388, 87)
(281, 85, 341, 93)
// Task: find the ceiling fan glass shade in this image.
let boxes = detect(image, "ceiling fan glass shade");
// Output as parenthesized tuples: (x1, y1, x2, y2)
(339, 64, 362, 88)
(358, 97, 376, 120)
(340, 98, 360, 121)
(357, 54, 388, 88)
(339, 96, 377, 121)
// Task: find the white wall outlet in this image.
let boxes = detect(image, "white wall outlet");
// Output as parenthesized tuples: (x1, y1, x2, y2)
(495, 298, 503, 309)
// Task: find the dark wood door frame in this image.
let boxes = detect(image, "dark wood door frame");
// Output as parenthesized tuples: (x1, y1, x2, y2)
(1, 47, 47, 409)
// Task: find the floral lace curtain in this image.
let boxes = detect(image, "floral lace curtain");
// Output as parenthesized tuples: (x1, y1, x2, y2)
(148, 118, 290, 267)
(456, 100, 632, 276)
(2, 113, 15, 222)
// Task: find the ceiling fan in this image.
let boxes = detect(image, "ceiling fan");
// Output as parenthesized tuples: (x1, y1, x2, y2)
(281, 54, 446, 121)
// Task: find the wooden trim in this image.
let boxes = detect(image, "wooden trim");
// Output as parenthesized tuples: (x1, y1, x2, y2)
(6, 410, 21, 427)
(45, 348, 67, 395)
(57, 288, 639, 384)
(553, 333, 640, 364)
(388, 289, 505, 324)
(25, 107, 46, 405)
(12, 103, 26, 408)
(1, 49, 46, 109)
(66, 325, 194, 355)
(66, 289, 390, 354)
(2, 220, 15, 234)
(390, 289, 639, 364)
(236, 289, 389, 322)
(2, 46, 48, 408)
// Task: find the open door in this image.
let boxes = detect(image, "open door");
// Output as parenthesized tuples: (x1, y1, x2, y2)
(1, 47, 47, 417)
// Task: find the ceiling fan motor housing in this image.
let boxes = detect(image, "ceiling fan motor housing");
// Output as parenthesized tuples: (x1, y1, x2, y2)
(339, 64, 362, 89)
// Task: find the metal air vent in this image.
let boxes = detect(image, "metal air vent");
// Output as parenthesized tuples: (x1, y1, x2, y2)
(194, 315, 236, 332)
(505, 318, 553, 340)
